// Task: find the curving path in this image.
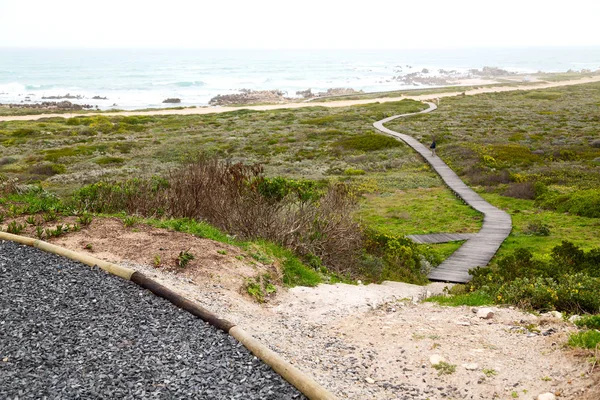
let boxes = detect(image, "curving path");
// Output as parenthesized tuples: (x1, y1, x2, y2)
(373, 103, 512, 283)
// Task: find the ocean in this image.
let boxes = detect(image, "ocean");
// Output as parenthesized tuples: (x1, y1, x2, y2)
(1, 47, 599, 110)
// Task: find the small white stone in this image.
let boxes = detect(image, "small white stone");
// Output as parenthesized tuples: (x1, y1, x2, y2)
(537, 393, 556, 400)
(568, 315, 581, 323)
(429, 354, 446, 365)
(456, 321, 471, 326)
(365, 377, 375, 384)
(477, 308, 494, 319)
(462, 363, 478, 371)
(357, 280, 362, 285)
(548, 311, 562, 319)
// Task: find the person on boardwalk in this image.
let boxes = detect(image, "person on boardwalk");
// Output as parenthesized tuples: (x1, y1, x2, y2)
(430, 138, 436, 156)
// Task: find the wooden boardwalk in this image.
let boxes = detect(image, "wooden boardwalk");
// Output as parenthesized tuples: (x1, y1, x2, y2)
(406, 233, 476, 244)
(373, 103, 512, 283)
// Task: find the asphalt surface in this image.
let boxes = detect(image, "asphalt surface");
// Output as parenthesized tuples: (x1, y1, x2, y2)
(0, 240, 304, 399)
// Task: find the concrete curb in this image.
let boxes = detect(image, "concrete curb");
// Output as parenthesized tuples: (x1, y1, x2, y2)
(0, 231, 336, 400)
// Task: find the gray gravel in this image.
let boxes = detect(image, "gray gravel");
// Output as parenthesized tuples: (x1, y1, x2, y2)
(0, 241, 304, 399)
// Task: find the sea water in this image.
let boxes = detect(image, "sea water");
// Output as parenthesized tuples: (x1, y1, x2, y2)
(0, 47, 599, 110)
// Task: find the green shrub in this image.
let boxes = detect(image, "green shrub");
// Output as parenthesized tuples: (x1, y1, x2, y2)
(425, 292, 494, 307)
(334, 134, 400, 152)
(536, 189, 600, 218)
(11, 128, 37, 137)
(468, 242, 600, 313)
(95, 156, 125, 165)
(496, 276, 560, 311)
(299, 115, 341, 126)
(524, 91, 563, 100)
(362, 230, 428, 284)
(6, 221, 25, 234)
(432, 361, 456, 375)
(176, 249, 194, 268)
(489, 144, 540, 166)
(523, 221, 551, 236)
(568, 330, 600, 349)
(77, 213, 93, 226)
(554, 274, 600, 313)
(343, 168, 366, 176)
(245, 274, 277, 303)
(256, 177, 322, 202)
(28, 163, 66, 176)
(575, 315, 600, 330)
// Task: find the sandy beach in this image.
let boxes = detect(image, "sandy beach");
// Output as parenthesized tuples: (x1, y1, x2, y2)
(1, 75, 599, 122)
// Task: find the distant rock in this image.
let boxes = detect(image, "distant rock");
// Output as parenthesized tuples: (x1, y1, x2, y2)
(296, 89, 314, 98)
(393, 72, 451, 86)
(41, 93, 82, 100)
(469, 66, 515, 77)
(209, 89, 287, 106)
(462, 363, 478, 371)
(0, 101, 92, 111)
(162, 98, 181, 104)
(92, 95, 108, 100)
(316, 88, 363, 97)
(477, 308, 494, 319)
(365, 377, 375, 384)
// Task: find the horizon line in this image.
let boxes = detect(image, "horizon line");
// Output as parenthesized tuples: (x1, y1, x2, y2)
(2, 45, 600, 51)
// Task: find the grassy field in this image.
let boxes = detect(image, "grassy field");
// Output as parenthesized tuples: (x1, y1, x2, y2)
(2, 82, 600, 284)
(385, 82, 600, 258)
(0, 105, 198, 117)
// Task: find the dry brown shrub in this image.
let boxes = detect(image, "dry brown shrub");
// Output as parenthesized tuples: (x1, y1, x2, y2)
(166, 158, 363, 273)
(464, 167, 511, 187)
(0, 174, 19, 195)
(76, 157, 365, 274)
(503, 182, 536, 199)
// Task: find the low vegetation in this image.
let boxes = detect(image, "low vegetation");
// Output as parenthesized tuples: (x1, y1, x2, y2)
(430, 241, 600, 315)
(2, 83, 600, 299)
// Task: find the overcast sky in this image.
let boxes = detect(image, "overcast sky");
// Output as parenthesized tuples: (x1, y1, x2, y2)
(1, 0, 599, 49)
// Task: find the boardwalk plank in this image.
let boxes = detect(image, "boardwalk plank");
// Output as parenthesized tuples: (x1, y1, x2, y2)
(406, 233, 476, 244)
(373, 103, 512, 283)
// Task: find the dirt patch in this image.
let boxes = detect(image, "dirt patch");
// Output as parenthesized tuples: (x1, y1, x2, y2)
(2, 217, 597, 399)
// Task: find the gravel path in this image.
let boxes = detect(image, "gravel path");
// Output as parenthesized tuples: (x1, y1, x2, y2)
(0, 240, 304, 399)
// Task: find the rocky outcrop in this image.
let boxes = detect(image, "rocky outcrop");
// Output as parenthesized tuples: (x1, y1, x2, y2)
(162, 98, 181, 104)
(209, 89, 287, 106)
(41, 93, 82, 100)
(390, 65, 518, 87)
(393, 73, 452, 86)
(296, 89, 314, 99)
(0, 101, 94, 110)
(92, 96, 108, 100)
(317, 88, 363, 97)
(470, 66, 515, 77)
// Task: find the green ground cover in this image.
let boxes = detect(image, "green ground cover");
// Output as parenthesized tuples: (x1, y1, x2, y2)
(385, 82, 600, 257)
(2, 82, 600, 290)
